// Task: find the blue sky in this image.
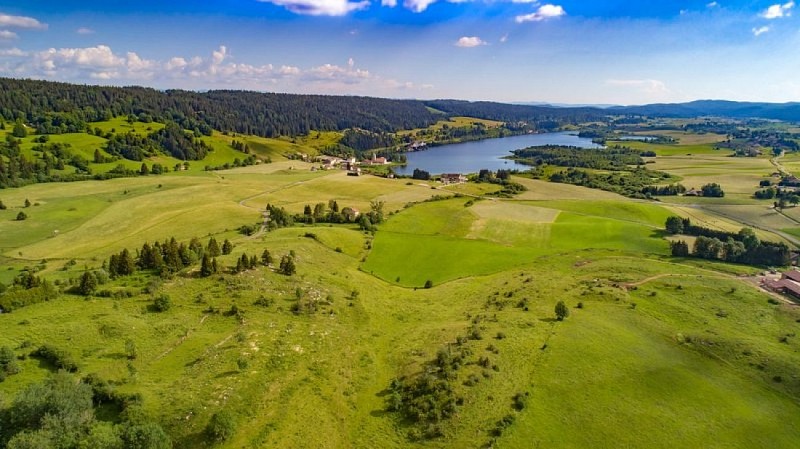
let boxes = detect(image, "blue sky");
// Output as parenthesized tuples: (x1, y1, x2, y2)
(0, 1, 798, 104)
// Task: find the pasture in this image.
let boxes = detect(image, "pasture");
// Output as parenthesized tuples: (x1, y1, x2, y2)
(2, 129, 800, 449)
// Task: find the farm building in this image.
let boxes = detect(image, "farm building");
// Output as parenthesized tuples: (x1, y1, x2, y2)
(762, 269, 800, 300)
(441, 173, 467, 185)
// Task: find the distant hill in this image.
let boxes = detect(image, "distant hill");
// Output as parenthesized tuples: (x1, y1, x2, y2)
(611, 100, 800, 121)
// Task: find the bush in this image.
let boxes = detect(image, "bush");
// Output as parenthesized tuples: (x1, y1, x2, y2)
(555, 300, 570, 321)
(424, 280, 433, 289)
(207, 410, 236, 442)
(31, 344, 79, 372)
(152, 294, 171, 312)
(15, 211, 27, 221)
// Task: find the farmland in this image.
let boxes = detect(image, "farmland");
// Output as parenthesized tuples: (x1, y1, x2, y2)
(1, 119, 800, 449)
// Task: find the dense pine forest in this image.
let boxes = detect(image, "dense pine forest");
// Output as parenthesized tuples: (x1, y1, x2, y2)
(0, 78, 611, 138)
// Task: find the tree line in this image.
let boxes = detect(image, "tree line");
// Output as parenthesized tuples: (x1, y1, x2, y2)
(666, 216, 791, 266)
(0, 77, 439, 138)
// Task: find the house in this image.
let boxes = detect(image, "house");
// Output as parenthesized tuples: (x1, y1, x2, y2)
(318, 156, 343, 170)
(361, 154, 389, 166)
(762, 269, 800, 301)
(408, 141, 427, 151)
(347, 168, 361, 176)
(441, 173, 467, 185)
(684, 188, 701, 197)
(782, 269, 800, 283)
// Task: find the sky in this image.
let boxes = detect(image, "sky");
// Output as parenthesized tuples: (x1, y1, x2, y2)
(0, 1, 798, 105)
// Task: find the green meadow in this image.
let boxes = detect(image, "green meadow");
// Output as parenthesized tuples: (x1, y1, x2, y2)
(2, 126, 800, 449)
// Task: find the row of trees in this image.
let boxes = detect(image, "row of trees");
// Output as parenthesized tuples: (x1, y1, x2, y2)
(666, 216, 791, 266)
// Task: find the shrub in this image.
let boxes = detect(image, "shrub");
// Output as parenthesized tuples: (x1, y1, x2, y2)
(153, 294, 171, 312)
(207, 410, 236, 442)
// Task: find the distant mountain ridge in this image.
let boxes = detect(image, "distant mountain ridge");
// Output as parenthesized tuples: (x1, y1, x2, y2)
(611, 100, 800, 121)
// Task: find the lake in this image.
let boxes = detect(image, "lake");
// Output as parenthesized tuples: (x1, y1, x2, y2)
(393, 131, 604, 175)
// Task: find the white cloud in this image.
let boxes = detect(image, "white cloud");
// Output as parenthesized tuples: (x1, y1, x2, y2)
(0, 30, 18, 40)
(0, 13, 47, 30)
(1, 44, 431, 95)
(455, 36, 487, 48)
(0, 48, 26, 57)
(762, 1, 794, 19)
(76, 27, 95, 35)
(256, 0, 369, 16)
(382, 0, 397, 6)
(606, 79, 669, 97)
(516, 4, 566, 24)
(752, 26, 770, 36)
(403, 0, 439, 12)
(499, 34, 508, 43)
(707, 1, 718, 7)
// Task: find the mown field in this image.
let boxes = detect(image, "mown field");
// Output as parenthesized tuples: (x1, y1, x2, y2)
(1, 127, 800, 449)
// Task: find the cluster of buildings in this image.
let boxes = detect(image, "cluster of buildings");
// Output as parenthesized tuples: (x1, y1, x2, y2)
(762, 269, 800, 300)
(315, 154, 390, 175)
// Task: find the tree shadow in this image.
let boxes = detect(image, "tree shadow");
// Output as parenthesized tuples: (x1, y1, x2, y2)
(538, 318, 557, 323)
(215, 370, 238, 379)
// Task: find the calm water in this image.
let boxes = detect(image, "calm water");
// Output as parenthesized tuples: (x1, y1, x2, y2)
(393, 132, 603, 175)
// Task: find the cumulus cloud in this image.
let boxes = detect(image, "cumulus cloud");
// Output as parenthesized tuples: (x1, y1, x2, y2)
(455, 36, 486, 48)
(256, 0, 369, 16)
(752, 26, 770, 36)
(381, 0, 397, 6)
(0, 30, 18, 40)
(0, 47, 26, 57)
(707, 1, 718, 7)
(76, 27, 95, 35)
(762, 1, 794, 19)
(0, 44, 429, 95)
(403, 0, 439, 12)
(516, 4, 566, 23)
(0, 13, 47, 30)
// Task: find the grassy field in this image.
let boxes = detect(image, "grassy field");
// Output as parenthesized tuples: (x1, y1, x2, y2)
(2, 126, 800, 449)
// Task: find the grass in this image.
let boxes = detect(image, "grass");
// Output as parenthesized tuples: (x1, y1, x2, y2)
(2, 126, 800, 449)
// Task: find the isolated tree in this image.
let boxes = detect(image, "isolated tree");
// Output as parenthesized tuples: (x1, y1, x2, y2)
(368, 200, 385, 224)
(15, 211, 27, 221)
(140, 163, 149, 176)
(555, 300, 570, 321)
(207, 237, 221, 257)
(665, 216, 684, 234)
(24, 199, 31, 208)
(278, 255, 296, 276)
(200, 253, 214, 277)
(261, 249, 273, 266)
(222, 239, 234, 255)
(11, 121, 27, 138)
(424, 280, 433, 289)
(78, 271, 97, 296)
(0, 200, 6, 210)
(93, 149, 104, 163)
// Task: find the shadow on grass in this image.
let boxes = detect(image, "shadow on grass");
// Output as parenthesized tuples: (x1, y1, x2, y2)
(538, 317, 557, 323)
(215, 370, 239, 378)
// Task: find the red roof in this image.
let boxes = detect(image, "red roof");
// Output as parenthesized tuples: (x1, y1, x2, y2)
(783, 270, 800, 282)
